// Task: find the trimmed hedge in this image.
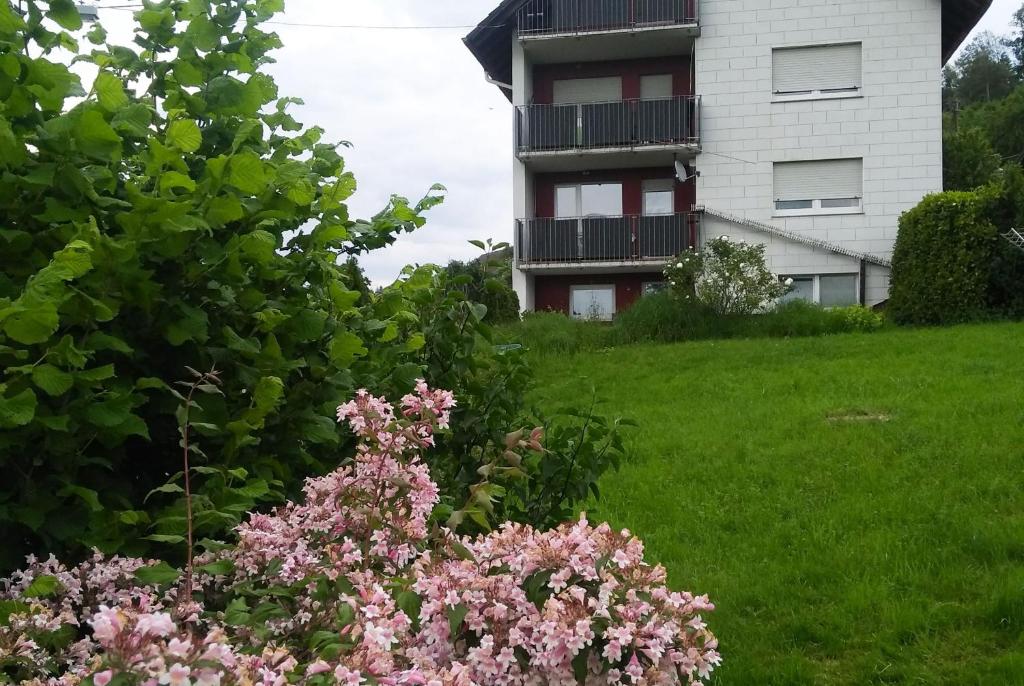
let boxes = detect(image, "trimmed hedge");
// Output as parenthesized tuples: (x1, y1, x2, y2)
(889, 177, 1024, 325)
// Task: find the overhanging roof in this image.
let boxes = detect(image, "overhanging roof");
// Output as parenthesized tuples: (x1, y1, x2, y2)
(464, 0, 994, 100)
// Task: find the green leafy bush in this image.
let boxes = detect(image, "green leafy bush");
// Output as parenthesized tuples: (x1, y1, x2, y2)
(665, 238, 787, 315)
(443, 240, 520, 325)
(395, 266, 628, 531)
(501, 297, 887, 354)
(0, 0, 452, 571)
(889, 176, 1024, 325)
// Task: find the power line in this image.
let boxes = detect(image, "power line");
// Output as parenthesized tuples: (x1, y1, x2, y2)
(95, 5, 505, 30)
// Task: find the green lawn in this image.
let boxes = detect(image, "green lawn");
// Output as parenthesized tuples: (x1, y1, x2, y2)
(529, 322, 1024, 685)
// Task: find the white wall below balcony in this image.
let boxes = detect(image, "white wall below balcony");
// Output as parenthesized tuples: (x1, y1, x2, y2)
(695, 0, 943, 275)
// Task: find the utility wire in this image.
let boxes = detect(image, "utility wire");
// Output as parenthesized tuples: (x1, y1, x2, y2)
(94, 5, 506, 30)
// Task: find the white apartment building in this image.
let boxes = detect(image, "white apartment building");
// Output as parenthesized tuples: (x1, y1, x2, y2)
(466, 0, 991, 318)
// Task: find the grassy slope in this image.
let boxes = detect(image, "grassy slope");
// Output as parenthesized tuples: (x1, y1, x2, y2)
(529, 322, 1024, 685)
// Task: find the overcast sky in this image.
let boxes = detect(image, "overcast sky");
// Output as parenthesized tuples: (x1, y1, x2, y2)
(96, 0, 1020, 286)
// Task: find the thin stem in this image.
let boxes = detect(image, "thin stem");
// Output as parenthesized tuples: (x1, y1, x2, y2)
(180, 382, 197, 610)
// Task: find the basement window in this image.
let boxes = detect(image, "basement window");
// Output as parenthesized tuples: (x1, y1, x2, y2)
(780, 274, 859, 307)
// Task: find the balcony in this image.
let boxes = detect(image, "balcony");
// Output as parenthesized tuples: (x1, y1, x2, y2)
(515, 95, 699, 170)
(516, 0, 698, 37)
(516, 212, 699, 268)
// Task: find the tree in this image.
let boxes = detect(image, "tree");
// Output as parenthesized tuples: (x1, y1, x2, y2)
(947, 32, 1020, 107)
(0, 0, 447, 570)
(1004, 3, 1024, 79)
(943, 126, 1002, 190)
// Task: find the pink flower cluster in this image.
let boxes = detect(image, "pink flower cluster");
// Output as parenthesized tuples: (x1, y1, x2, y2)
(0, 382, 718, 686)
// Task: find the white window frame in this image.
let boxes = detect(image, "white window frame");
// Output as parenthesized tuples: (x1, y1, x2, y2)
(774, 198, 863, 217)
(642, 281, 668, 296)
(779, 274, 861, 307)
(773, 158, 864, 218)
(642, 179, 675, 216)
(771, 42, 863, 103)
(555, 182, 624, 218)
(570, 284, 616, 321)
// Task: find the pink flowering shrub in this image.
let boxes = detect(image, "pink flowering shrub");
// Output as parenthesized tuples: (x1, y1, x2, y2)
(0, 382, 719, 686)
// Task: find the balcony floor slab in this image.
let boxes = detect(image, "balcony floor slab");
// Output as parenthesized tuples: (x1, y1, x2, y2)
(517, 143, 699, 172)
(520, 24, 699, 64)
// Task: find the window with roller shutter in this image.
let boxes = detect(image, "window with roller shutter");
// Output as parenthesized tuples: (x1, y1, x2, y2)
(773, 158, 863, 216)
(772, 43, 862, 99)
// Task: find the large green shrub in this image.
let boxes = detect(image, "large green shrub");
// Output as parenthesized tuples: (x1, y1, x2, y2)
(889, 179, 1024, 325)
(664, 238, 787, 315)
(443, 241, 520, 325)
(0, 1, 632, 571)
(0, 0, 478, 571)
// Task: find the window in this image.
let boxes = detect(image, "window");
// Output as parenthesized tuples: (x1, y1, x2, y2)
(640, 74, 672, 100)
(555, 183, 623, 218)
(571, 285, 615, 320)
(819, 275, 858, 307)
(773, 158, 863, 216)
(552, 77, 622, 104)
(772, 43, 862, 100)
(779, 274, 859, 307)
(642, 179, 674, 216)
(643, 281, 668, 296)
(779, 277, 814, 303)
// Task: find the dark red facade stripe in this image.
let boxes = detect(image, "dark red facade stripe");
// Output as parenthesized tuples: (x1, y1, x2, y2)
(534, 167, 696, 218)
(533, 272, 665, 315)
(532, 56, 693, 105)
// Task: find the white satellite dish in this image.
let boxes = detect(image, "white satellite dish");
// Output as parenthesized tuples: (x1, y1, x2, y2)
(675, 160, 698, 182)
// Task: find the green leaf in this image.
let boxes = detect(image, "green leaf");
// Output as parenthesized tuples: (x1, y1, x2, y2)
(206, 196, 244, 227)
(0, 0, 27, 33)
(167, 119, 202, 153)
(329, 331, 367, 367)
(47, 0, 83, 30)
(3, 304, 59, 344)
(0, 388, 37, 428)
(252, 376, 284, 415)
(134, 561, 181, 586)
(74, 108, 122, 161)
(447, 603, 469, 637)
(160, 171, 196, 194)
(22, 575, 61, 598)
(143, 534, 186, 544)
(397, 590, 422, 627)
(84, 332, 134, 354)
(239, 230, 277, 262)
(31, 364, 73, 396)
(111, 104, 154, 137)
(145, 483, 184, 501)
(403, 333, 426, 352)
(196, 559, 235, 576)
(58, 484, 103, 512)
(78, 364, 115, 382)
(228, 152, 268, 195)
(572, 646, 590, 684)
(329, 283, 360, 310)
(85, 395, 133, 428)
(94, 72, 128, 112)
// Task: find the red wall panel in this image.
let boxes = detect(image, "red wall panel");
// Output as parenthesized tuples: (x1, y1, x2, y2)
(534, 272, 665, 315)
(534, 167, 695, 218)
(533, 56, 693, 105)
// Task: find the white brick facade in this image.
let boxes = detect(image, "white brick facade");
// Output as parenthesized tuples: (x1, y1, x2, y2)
(696, 0, 943, 304)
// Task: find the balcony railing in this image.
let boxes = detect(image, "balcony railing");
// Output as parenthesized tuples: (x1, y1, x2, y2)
(516, 0, 698, 36)
(516, 212, 699, 265)
(515, 95, 700, 154)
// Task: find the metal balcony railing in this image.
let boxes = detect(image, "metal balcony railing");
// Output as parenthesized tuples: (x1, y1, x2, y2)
(516, 212, 699, 265)
(515, 95, 700, 154)
(516, 0, 698, 36)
